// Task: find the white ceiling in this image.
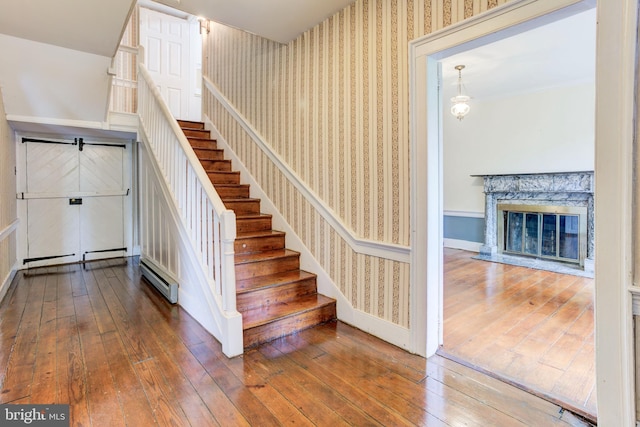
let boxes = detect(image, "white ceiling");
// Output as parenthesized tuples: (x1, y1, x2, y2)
(0, 0, 354, 60)
(441, 7, 596, 102)
(0, 0, 136, 57)
(0, 2, 592, 77)
(151, 0, 355, 44)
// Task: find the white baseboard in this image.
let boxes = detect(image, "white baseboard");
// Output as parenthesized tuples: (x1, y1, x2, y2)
(443, 238, 481, 253)
(443, 210, 484, 218)
(0, 261, 18, 304)
(342, 310, 412, 352)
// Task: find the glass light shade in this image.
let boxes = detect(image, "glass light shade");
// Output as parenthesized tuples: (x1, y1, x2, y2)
(451, 95, 470, 120)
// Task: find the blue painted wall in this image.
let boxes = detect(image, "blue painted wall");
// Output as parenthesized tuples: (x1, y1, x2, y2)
(443, 216, 485, 243)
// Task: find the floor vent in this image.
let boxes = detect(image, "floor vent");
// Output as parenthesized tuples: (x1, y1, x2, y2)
(140, 258, 178, 303)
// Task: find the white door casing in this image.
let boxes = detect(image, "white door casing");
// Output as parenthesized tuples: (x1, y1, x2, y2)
(409, 0, 636, 424)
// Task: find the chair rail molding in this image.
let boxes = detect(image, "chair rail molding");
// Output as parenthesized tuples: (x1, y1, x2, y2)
(0, 218, 19, 305)
(0, 219, 18, 243)
(203, 115, 415, 352)
(203, 76, 411, 264)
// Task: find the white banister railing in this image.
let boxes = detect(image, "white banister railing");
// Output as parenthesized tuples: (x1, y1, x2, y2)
(138, 63, 242, 356)
(109, 45, 139, 114)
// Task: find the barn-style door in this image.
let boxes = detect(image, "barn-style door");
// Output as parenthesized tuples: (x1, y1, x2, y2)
(20, 137, 129, 267)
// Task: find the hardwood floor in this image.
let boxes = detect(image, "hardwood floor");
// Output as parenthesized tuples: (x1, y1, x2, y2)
(442, 248, 596, 423)
(0, 258, 592, 426)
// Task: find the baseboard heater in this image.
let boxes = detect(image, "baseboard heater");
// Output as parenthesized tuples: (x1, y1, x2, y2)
(140, 258, 178, 304)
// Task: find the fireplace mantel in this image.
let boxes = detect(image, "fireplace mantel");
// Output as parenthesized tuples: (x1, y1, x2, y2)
(475, 171, 594, 274)
(471, 171, 594, 193)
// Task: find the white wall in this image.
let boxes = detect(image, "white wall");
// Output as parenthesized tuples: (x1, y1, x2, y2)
(443, 83, 595, 214)
(0, 34, 112, 124)
(0, 88, 18, 301)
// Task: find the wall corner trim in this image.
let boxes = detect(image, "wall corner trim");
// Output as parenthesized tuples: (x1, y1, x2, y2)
(203, 76, 410, 263)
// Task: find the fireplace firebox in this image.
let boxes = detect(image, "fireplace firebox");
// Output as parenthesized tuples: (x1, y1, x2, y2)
(474, 171, 594, 275)
(498, 204, 587, 266)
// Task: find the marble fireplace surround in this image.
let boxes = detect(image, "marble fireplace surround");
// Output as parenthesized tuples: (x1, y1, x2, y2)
(475, 171, 594, 275)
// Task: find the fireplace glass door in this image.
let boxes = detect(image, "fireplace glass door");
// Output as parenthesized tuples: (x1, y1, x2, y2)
(503, 209, 581, 264)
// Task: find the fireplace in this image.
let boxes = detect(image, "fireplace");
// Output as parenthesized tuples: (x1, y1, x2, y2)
(475, 171, 594, 275)
(498, 204, 587, 265)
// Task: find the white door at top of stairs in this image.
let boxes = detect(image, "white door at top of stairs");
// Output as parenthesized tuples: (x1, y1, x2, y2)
(140, 6, 191, 121)
(20, 137, 129, 268)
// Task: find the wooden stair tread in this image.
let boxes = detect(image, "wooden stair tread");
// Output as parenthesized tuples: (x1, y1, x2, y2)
(207, 170, 240, 184)
(201, 161, 229, 169)
(203, 161, 232, 171)
(236, 229, 285, 239)
(223, 197, 260, 203)
(236, 270, 315, 294)
(189, 140, 218, 150)
(215, 184, 251, 199)
(235, 229, 285, 254)
(188, 136, 217, 143)
(193, 145, 221, 151)
(236, 213, 272, 220)
(235, 248, 298, 265)
(177, 119, 205, 129)
(242, 294, 335, 330)
(183, 129, 211, 138)
(215, 183, 250, 192)
(236, 214, 273, 233)
(215, 183, 250, 188)
(207, 171, 239, 176)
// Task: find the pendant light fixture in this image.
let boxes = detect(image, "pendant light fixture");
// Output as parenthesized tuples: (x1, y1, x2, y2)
(451, 65, 470, 121)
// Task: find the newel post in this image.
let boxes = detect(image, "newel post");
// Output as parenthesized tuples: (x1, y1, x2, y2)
(220, 210, 237, 312)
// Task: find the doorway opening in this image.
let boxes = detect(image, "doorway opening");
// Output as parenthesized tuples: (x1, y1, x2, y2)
(408, 0, 598, 422)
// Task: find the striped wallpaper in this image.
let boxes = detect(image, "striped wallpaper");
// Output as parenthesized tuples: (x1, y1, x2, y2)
(0, 88, 17, 285)
(202, 0, 510, 328)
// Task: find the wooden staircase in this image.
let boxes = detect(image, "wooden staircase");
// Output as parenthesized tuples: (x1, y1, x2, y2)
(177, 120, 337, 348)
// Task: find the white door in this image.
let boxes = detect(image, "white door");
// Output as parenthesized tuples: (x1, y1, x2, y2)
(140, 7, 190, 119)
(22, 137, 128, 267)
(25, 141, 80, 265)
(78, 142, 126, 262)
